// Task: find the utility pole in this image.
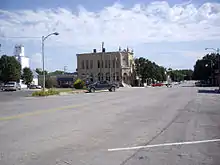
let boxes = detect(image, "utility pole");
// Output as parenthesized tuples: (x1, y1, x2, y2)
(42, 36, 45, 91)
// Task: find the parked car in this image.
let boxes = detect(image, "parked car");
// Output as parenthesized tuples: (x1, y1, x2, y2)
(2, 81, 21, 91)
(195, 81, 211, 87)
(151, 83, 164, 87)
(112, 81, 120, 88)
(87, 81, 117, 93)
(0, 83, 4, 91)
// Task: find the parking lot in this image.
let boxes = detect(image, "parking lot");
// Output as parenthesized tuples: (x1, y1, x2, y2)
(0, 83, 220, 165)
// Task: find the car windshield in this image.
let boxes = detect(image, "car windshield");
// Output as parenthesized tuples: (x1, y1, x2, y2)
(6, 82, 15, 85)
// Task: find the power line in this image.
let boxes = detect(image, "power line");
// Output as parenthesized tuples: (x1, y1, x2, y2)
(0, 36, 41, 39)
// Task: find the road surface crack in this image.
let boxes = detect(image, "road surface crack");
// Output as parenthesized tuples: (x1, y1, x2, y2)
(119, 99, 196, 165)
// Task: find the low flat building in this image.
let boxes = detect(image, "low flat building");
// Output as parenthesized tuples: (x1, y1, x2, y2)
(38, 73, 77, 88)
(76, 47, 137, 86)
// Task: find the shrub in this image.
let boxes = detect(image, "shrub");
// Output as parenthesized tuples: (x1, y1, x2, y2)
(45, 77, 57, 88)
(73, 78, 85, 89)
(32, 89, 60, 97)
(47, 89, 60, 95)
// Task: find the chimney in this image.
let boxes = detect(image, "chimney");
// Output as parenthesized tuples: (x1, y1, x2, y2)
(119, 46, 121, 52)
(93, 49, 96, 53)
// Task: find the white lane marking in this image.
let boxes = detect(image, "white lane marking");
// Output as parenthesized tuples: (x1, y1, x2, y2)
(108, 139, 220, 152)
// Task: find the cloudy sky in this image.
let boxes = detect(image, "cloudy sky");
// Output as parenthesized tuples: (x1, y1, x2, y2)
(0, 0, 220, 72)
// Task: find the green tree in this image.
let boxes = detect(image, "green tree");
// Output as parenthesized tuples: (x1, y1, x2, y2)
(35, 68, 48, 75)
(167, 69, 193, 82)
(48, 70, 64, 76)
(45, 77, 53, 88)
(22, 67, 33, 85)
(135, 57, 166, 83)
(193, 53, 218, 81)
(0, 55, 21, 83)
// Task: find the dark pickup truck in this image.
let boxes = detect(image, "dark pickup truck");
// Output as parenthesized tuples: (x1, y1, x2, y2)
(87, 81, 117, 93)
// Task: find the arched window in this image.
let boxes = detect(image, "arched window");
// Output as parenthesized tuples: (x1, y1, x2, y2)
(116, 72, 119, 81)
(123, 73, 128, 82)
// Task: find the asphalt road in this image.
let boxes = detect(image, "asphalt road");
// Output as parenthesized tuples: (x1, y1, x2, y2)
(0, 89, 34, 103)
(0, 83, 220, 165)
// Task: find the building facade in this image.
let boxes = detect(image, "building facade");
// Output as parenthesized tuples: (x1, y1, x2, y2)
(77, 48, 137, 86)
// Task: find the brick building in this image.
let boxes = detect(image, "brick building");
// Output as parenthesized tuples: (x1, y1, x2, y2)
(76, 47, 137, 86)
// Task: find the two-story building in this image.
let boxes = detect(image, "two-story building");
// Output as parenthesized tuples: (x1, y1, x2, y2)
(76, 47, 137, 86)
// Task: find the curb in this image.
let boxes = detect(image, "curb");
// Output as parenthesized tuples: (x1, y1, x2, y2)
(60, 90, 87, 95)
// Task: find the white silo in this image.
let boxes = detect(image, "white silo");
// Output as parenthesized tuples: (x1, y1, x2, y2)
(14, 44, 30, 69)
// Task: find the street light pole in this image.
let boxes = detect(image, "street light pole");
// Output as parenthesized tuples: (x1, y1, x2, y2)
(42, 36, 45, 91)
(41, 32, 59, 91)
(205, 47, 220, 91)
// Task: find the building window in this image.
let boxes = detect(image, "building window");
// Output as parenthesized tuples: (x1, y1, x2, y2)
(106, 72, 110, 81)
(112, 59, 115, 68)
(98, 73, 101, 81)
(81, 60, 85, 69)
(105, 60, 108, 68)
(101, 73, 104, 81)
(90, 73, 94, 82)
(108, 60, 111, 68)
(90, 60, 93, 69)
(86, 60, 89, 69)
(98, 73, 104, 81)
(98, 60, 100, 68)
(101, 60, 104, 68)
(116, 60, 119, 68)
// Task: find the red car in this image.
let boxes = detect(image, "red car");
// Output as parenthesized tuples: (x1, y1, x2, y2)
(151, 83, 164, 87)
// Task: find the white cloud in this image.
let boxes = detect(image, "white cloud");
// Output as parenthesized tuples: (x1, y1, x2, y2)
(30, 53, 42, 69)
(0, 1, 220, 48)
(30, 53, 52, 70)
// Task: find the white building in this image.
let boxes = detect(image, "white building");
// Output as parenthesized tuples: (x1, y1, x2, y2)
(13, 45, 38, 86)
(14, 44, 30, 69)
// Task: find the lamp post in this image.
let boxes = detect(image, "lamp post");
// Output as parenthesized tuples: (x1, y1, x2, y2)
(42, 32, 59, 91)
(205, 48, 220, 90)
